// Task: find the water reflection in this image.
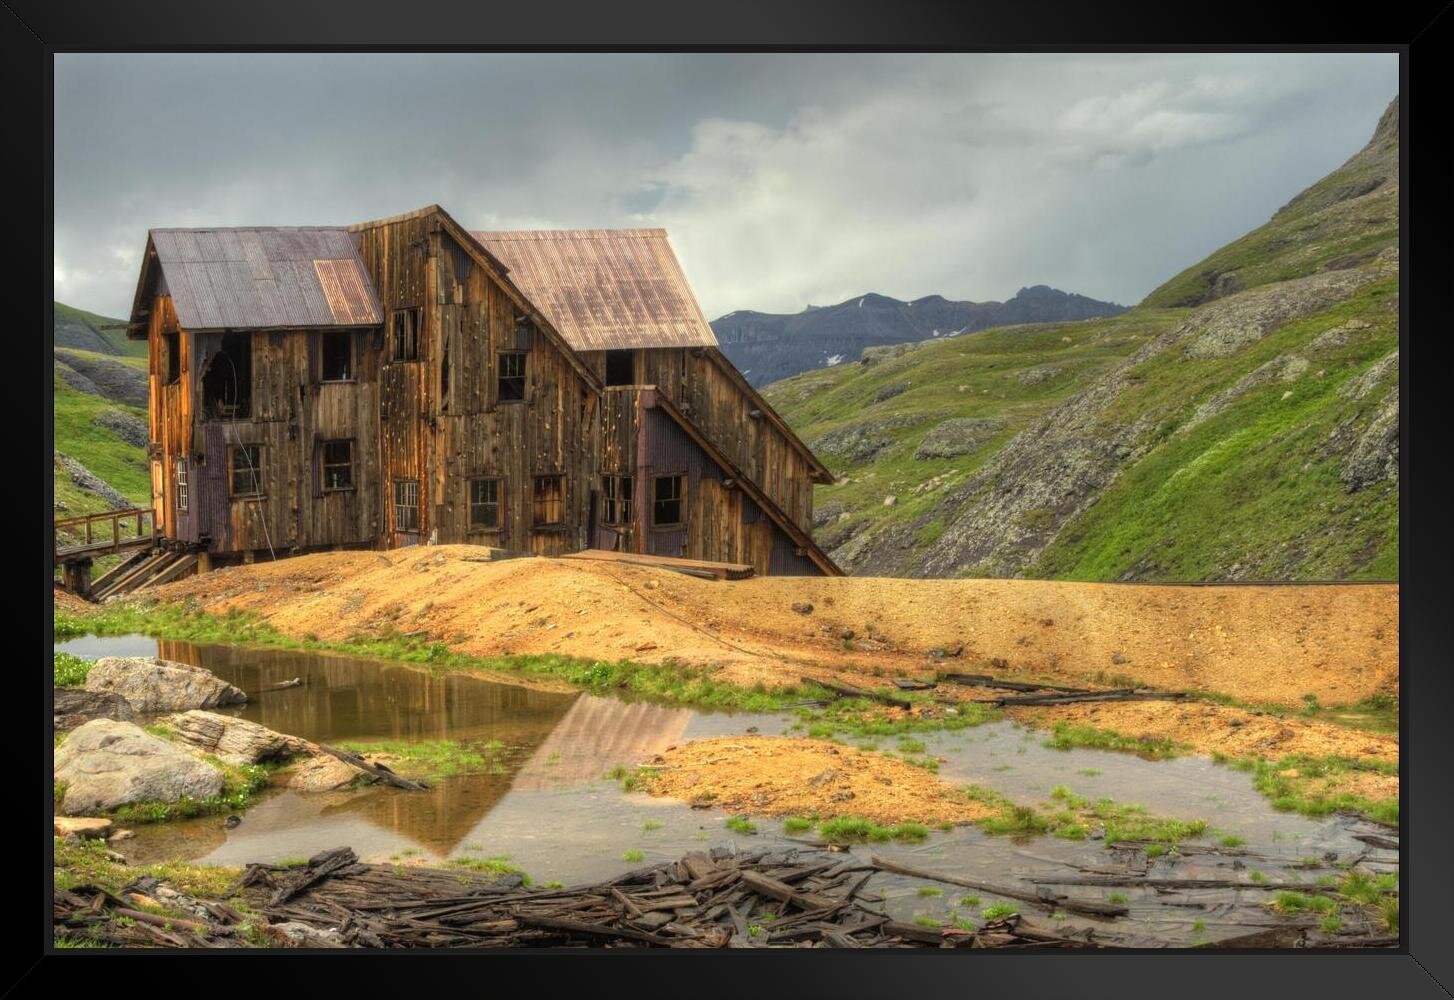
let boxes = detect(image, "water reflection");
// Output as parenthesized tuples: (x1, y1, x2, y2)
(58, 634, 1392, 941)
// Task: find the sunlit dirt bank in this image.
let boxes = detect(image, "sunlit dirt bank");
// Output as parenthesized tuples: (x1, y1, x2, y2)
(141, 546, 1397, 709)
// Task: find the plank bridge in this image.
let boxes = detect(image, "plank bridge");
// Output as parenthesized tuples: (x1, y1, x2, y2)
(54, 508, 158, 562)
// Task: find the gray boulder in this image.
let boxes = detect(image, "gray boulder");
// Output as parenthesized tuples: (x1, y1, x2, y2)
(284, 755, 363, 793)
(166, 710, 311, 765)
(85, 657, 248, 713)
(54, 720, 224, 815)
(914, 417, 1007, 460)
(54, 687, 136, 731)
(872, 380, 910, 403)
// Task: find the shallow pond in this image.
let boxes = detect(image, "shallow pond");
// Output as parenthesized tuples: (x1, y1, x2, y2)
(55, 635, 1397, 946)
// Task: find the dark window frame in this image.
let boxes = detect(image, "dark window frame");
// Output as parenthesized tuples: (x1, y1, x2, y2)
(498, 350, 527, 403)
(652, 474, 686, 528)
(321, 439, 355, 492)
(390, 307, 422, 363)
(163, 331, 181, 385)
(229, 444, 264, 499)
(601, 474, 634, 526)
(321, 330, 354, 382)
(393, 479, 420, 532)
(174, 457, 188, 512)
(531, 474, 565, 529)
(468, 476, 504, 531)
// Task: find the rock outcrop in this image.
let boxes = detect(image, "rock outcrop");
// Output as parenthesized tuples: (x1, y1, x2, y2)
(54, 720, 225, 815)
(54, 687, 136, 731)
(84, 657, 247, 713)
(165, 710, 312, 765)
(914, 417, 1007, 460)
(283, 755, 363, 792)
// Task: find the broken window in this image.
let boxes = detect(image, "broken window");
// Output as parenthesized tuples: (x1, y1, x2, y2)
(469, 477, 501, 530)
(164, 331, 181, 384)
(393, 479, 419, 531)
(230, 445, 263, 498)
(321, 331, 352, 381)
(498, 351, 526, 402)
(653, 475, 684, 527)
(201, 332, 252, 419)
(605, 350, 635, 386)
(602, 475, 633, 525)
(174, 458, 188, 512)
(532, 474, 564, 527)
(391, 308, 421, 362)
(321, 440, 353, 491)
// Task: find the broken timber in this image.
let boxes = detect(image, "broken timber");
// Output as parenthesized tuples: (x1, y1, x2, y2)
(315, 744, 429, 791)
(801, 677, 914, 710)
(869, 855, 1129, 917)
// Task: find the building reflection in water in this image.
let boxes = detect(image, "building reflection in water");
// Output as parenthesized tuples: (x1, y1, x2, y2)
(147, 642, 696, 859)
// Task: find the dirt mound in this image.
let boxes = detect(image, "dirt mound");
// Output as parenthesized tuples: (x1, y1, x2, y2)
(640, 736, 996, 826)
(145, 547, 1398, 710)
(1006, 700, 1399, 767)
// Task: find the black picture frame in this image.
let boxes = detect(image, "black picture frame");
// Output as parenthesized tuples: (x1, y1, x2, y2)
(23, 2, 1452, 997)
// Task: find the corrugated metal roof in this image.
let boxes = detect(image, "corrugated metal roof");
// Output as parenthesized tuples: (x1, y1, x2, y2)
(149, 227, 383, 331)
(470, 229, 719, 351)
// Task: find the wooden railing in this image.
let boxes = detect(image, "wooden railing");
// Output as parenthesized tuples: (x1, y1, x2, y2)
(54, 508, 158, 561)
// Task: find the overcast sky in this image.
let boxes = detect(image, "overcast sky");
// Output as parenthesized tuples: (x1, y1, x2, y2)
(54, 53, 1397, 320)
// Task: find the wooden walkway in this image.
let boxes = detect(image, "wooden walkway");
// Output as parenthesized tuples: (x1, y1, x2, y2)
(53, 508, 157, 561)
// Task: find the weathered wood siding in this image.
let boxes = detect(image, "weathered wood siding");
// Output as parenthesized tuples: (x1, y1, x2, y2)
(637, 403, 816, 575)
(633, 348, 817, 532)
(353, 213, 598, 554)
(145, 293, 381, 557)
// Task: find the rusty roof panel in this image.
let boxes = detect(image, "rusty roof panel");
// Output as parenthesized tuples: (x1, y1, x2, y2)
(470, 229, 718, 351)
(149, 226, 382, 331)
(314, 258, 378, 326)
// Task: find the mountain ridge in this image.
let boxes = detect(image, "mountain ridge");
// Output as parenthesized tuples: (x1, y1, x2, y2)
(713, 285, 1128, 387)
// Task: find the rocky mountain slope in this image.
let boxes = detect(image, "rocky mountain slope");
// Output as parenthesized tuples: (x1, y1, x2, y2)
(714, 286, 1128, 387)
(768, 97, 1399, 582)
(54, 301, 147, 358)
(52, 303, 151, 523)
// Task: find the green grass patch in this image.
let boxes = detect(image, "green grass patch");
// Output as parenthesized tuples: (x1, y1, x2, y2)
(980, 902, 1019, 921)
(55, 836, 241, 899)
(336, 738, 505, 778)
(1042, 722, 1185, 760)
(447, 855, 530, 885)
(54, 651, 93, 687)
(622, 849, 645, 863)
(1270, 891, 1338, 915)
(1211, 752, 1398, 826)
(725, 816, 758, 835)
(816, 816, 931, 844)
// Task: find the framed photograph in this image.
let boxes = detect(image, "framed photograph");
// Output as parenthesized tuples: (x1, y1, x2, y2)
(28, 2, 1451, 996)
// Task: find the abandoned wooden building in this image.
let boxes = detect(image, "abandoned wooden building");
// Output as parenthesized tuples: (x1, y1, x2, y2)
(98, 204, 840, 586)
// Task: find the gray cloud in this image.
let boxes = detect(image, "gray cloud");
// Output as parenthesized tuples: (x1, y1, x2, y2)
(54, 52, 1397, 319)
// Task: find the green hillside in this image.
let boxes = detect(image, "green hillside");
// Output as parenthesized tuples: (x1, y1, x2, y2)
(54, 301, 145, 358)
(769, 98, 1399, 582)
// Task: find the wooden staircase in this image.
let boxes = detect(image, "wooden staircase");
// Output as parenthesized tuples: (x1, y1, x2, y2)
(88, 549, 199, 602)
